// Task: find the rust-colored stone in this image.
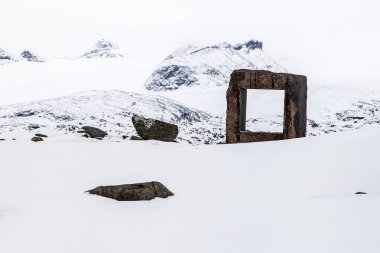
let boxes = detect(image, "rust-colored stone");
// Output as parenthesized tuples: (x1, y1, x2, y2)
(226, 70, 307, 143)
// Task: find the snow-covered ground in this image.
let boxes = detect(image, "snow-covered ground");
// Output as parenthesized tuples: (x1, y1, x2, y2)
(1, 127, 380, 253)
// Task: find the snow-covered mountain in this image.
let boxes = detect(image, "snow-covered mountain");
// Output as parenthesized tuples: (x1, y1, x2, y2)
(0, 48, 18, 65)
(145, 39, 287, 91)
(20, 50, 44, 62)
(80, 39, 127, 59)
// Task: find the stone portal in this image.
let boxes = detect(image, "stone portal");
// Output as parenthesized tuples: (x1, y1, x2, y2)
(226, 70, 307, 143)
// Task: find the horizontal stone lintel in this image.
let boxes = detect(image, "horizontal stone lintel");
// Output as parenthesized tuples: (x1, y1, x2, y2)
(237, 132, 284, 143)
(231, 69, 305, 90)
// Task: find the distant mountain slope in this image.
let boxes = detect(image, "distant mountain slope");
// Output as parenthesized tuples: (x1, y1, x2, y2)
(80, 39, 127, 59)
(0, 48, 18, 65)
(0, 90, 221, 144)
(145, 39, 287, 91)
(0, 88, 379, 144)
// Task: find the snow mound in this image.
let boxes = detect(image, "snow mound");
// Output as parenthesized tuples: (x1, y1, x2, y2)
(80, 39, 127, 59)
(20, 50, 44, 62)
(145, 39, 287, 91)
(0, 90, 219, 144)
(0, 48, 18, 65)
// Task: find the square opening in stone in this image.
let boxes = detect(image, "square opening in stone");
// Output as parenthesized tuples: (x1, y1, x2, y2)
(244, 90, 285, 133)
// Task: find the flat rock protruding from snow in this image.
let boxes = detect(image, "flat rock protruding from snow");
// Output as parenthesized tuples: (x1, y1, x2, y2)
(87, 182, 174, 201)
(145, 39, 287, 91)
(80, 39, 127, 59)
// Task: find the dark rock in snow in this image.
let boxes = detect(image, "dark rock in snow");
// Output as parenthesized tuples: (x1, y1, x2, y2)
(35, 133, 48, 138)
(132, 114, 178, 142)
(81, 126, 107, 139)
(31, 136, 44, 142)
(130, 136, 144, 141)
(87, 182, 174, 201)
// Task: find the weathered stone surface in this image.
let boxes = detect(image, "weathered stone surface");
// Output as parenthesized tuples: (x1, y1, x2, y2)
(132, 114, 178, 142)
(81, 126, 107, 139)
(31, 136, 44, 142)
(87, 182, 174, 201)
(226, 69, 307, 143)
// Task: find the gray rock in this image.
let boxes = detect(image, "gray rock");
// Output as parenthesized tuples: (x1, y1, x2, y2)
(82, 126, 107, 139)
(132, 114, 178, 142)
(87, 182, 174, 201)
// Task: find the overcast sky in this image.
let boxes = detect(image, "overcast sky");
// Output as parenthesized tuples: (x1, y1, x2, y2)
(1, 0, 380, 83)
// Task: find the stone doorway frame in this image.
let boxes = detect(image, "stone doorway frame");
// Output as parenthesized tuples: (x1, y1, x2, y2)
(226, 70, 307, 143)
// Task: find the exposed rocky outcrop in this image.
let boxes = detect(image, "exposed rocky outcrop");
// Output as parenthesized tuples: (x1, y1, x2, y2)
(87, 182, 174, 201)
(132, 114, 178, 142)
(0, 48, 17, 65)
(80, 39, 127, 59)
(20, 50, 44, 62)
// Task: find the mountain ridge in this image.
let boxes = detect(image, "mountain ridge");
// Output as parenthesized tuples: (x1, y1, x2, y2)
(145, 39, 286, 91)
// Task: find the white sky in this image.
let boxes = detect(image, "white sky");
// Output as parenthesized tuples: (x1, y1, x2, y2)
(1, 0, 380, 83)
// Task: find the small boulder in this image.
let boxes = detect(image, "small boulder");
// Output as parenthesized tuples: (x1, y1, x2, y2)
(132, 114, 178, 142)
(87, 181, 174, 201)
(31, 136, 43, 142)
(81, 126, 107, 139)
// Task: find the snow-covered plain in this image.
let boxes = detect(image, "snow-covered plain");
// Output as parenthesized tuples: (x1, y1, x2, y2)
(1, 38, 380, 251)
(1, 127, 380, 253)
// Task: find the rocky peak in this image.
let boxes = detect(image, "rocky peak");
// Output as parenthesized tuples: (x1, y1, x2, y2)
(233, 39, 263, 51)
(145, 39, 284, 91)
(0, 48, 17, 64)
(0, 48, 13, 60)
(80, 39, 126, 59)
(20, 50, 43, 62)
(94, 39, 119, 50)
